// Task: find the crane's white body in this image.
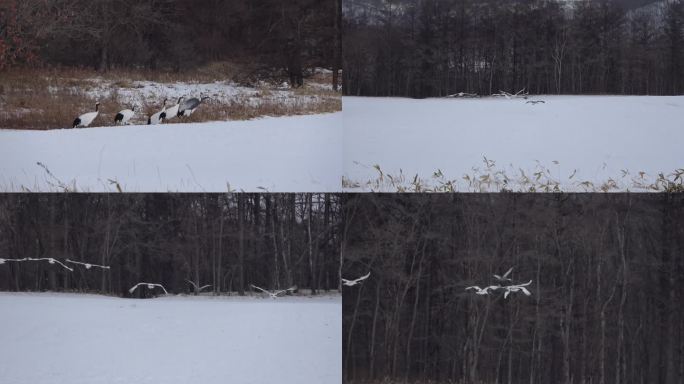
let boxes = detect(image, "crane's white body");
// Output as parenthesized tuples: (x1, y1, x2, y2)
(129, 282, 168, 295)
(185, 279, 211, 293)
(342, 271, 371, 286)
(502, 280, 533, 299)
(65, 258, 110, 270)
(148, 99, 168, 125)
(165, 97, 183, 120)
(73, 102, 100, 128)
(178, 96, 210, 117)
(250, 284, 297, 299)
(493, 267, 514, 282)
(0, 257, 73, 271)
(465, 285, 500, 295)
(114, 108, 135, 125)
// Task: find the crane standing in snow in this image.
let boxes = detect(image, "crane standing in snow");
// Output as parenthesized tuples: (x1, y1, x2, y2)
(177, 96, 211, 118)
(147, 98, 167, 125)
(165, 97, 184, 121)
(114, 106, 135, 125)
(72, 102, 100, 128)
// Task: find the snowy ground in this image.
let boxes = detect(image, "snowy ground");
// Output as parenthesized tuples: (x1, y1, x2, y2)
(0, 292, 341, 384)
(0, 112, 342, 192)
(343, 96, 684, 192)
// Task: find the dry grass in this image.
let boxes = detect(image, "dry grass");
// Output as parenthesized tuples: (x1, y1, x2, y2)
(0, 64, 340, 130)
(343, 159, 684, 193)
(175, 96, 341, 122)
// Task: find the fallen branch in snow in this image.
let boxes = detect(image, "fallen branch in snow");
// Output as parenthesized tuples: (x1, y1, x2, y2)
(526, 100, 546, 105)
(66, 259, 111, 270)
(129, 282, 169, 295)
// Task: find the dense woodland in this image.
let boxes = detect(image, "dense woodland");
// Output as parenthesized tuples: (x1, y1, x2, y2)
(0, 0, 343, 88)
(343, 194, 684, 384)
(344, 0, 684, 97)
(0, 194, 342, 297)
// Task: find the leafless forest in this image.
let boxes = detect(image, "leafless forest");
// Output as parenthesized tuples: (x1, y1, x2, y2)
(0, 194, 342, 297)
(1, 0, 342, 84)
(342, 194, 684, 384)
(344, 0, 684, 97)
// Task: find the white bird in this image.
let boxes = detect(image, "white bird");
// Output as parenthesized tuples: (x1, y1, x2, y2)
(178, 96, 210, 117)
(493, 267, 514, 282)
(26, 257, 74, 271)
(465, 285, 501, 295)
(250, 284, 297, 299)
(502, 280, 533, 299)
(147, 98, 168, 125)
(114, 107, 135, 125)
(129, 282, 168, 295)
(165, 97, 184, 120)
(72, 102, 100, 128)
(0, 257, 27, 264)
(65, 259, 110, 270)
(185, 279, 211, 293)
(342, 271, 371, 286)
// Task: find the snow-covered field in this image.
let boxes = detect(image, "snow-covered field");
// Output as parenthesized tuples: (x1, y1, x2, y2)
(0, 113, 342, 192)
(343, 96, 684, 191)
(0, 292, 341, 384)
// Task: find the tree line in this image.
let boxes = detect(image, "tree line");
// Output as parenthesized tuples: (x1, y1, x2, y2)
(342, 193, 684, 384)
(0, 194, 342, 297)
(0, 0, 342, 88)
(343, 0, 684, 97)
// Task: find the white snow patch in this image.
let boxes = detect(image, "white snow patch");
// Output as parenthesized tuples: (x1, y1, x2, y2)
(0, 292, 341, 384)
(343, 95, 684, 191)
(0, 113, 342, 192)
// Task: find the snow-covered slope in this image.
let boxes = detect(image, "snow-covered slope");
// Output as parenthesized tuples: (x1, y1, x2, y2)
(343, 96, 684, 192)
(0, 292, 341, 384)
(0, 113, 342, 192)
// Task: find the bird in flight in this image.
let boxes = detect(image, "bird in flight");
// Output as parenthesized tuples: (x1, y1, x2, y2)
(465, 285, 501, 295)
(66, 259, 110, 270)
(503, 280, 533, 299)
(185, 279, 212, 293)
(493, 267, 514, 282)
(250, 284, 297, 299)
(129, 282, 169, 295)
(342, 272, 371, 287)
(30, 257, 74, 271)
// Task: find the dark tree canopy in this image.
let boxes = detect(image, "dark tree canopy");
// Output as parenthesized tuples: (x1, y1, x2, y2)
(344, 0, 684, 97)
(0, 0, 340, 82)
(0, 194, 342, 297)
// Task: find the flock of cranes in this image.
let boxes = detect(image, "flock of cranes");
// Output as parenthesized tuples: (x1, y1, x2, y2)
(72, 95, 211, 128)
(465, 267, 533, 299)
(1, 255, 373, 299)
(0, 257, 110, 272)
(1, 259, 533, 300)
